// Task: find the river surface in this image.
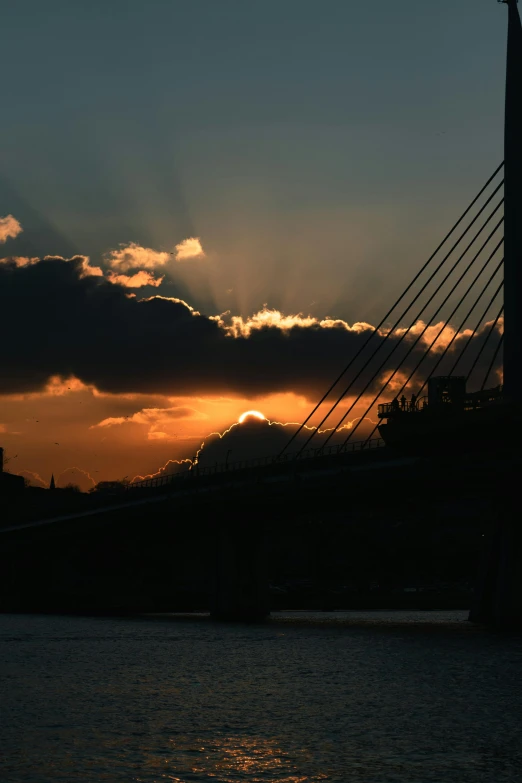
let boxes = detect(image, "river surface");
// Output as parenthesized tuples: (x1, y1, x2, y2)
(1, 611, 521, 782)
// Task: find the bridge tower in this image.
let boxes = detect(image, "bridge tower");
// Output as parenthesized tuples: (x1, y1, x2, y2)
(470, 0, 522, 627)
(501, 0, 522, 403)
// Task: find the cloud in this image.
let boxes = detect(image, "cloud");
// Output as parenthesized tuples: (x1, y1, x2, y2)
(93, 405, 201, 427)
(0, 254, 102, 277)
(0, 214, 23, 244)
(105, 242, 171, 272)
(0, 255, 39, 268)
(141, 294, 200, 313)
(19, 469, 47, 488)
(0, 256, 503, 401)
(104, 238, 205, 274)
(132, 457, 193, 482)
(92, 405, 205, 440)
(197, 418, 290, 466)
(106, 270, 164, 288)
(174, 237, 205, 261)
(56, 466, 96, 492)
(41, 376, 93, 396)
(219, 306, 373, 338)
(75, 256, 104, 278)
(134, 414, 379, 482)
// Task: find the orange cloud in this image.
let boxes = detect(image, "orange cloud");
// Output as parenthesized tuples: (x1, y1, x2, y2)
(0, 214, 22, 243)
(378, 370, 412, 394)
(0, 255, 39, 267)
(386, 317, 502, 356)
(218, 306, 374, 338)
(106, 270, 164, 288)
(174, 237, 205, 261)
(40, 376, 94, 396)
(92, 405, 206, 440)
(396, 320, 461, 353)
(105, 242, 171, 271)
(0, 253, 162, 287)
(41, 254, 103, 278)
(76, 256, 104, 278)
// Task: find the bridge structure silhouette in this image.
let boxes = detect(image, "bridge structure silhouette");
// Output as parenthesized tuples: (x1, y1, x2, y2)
(1, 1, 521, 626)
(126, 154, 505, 493)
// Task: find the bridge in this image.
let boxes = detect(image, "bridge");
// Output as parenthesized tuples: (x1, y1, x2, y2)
(1, 0, 522, 626)
(0, 439, 506, 616)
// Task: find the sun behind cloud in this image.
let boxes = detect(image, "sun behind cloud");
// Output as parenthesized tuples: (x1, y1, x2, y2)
(238, 410, 266, 424)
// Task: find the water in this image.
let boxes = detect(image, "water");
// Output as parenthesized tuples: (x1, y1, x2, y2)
(1, 611, 521, 782)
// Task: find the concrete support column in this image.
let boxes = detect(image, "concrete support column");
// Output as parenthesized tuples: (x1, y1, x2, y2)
(470, 501, 522, 627)
(210, 515, 270, 621)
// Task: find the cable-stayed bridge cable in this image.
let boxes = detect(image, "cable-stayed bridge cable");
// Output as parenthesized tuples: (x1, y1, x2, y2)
(299, 205, 504, 455)
(447, 290, 504, 377)
(465, 305, 504, 384)
(481, 333, 504, 391)
(321, 229, 504, 449)
(416, 278, 504, 398)
(290, 183, 504, 457)
(361, 300, 504, 450)
(360, 276, 504, 448)
(278, 164, 504, 458)
(339, 255, 505, 446)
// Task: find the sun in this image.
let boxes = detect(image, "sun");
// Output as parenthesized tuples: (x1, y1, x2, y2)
(238, 410, 266, 424)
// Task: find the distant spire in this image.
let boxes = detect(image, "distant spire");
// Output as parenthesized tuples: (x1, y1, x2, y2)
(49, 474, 55, 490)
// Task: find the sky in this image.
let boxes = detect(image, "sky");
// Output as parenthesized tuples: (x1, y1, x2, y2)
(0, 0, 507, 489)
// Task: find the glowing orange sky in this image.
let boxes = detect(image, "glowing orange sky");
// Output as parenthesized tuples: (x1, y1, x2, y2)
(0, 378, 382, 490)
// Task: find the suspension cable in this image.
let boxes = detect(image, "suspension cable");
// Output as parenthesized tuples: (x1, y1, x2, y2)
(277, 164, 504, 458)
(300, 207, 504, 455)
(340, 256, 505, 446)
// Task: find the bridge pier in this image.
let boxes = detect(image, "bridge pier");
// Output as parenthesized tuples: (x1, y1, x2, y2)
(210, 514, 270, 621)
(470, 488, 522, 627)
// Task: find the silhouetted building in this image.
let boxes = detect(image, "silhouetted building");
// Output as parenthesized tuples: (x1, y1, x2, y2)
(0, 446, 25, 495)
(49, 474, 55, 491)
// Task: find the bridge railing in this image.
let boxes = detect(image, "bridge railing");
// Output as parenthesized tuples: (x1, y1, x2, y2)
(126, 436, 386, 491)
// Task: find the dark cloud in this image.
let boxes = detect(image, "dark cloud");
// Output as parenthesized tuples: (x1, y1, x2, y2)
(134, 415, 379, 481)
(198, 418, 290, 466)
(195, 416, 379, 468)
(0, 256, 503, 399)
